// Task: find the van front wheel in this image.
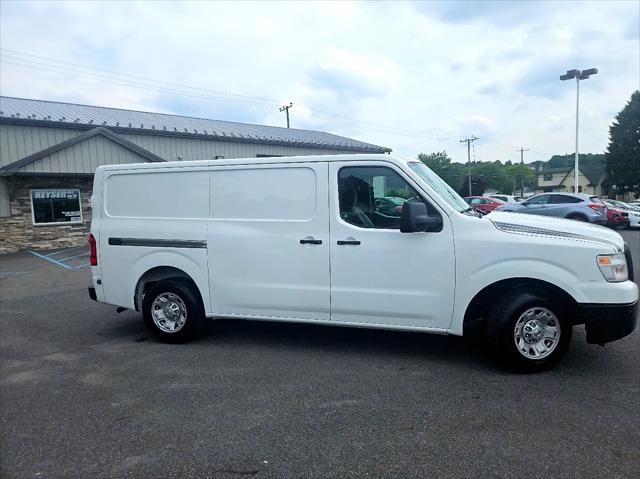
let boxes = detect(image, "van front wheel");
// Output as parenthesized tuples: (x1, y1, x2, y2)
(488, 291, 572, 373)
(142, 280, 205, 343)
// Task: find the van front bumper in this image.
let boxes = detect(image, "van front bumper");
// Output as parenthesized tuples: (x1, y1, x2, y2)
(577, 301, 638, 345)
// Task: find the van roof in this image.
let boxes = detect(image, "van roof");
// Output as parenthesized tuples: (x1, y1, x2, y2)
(96, 153, 403, 171)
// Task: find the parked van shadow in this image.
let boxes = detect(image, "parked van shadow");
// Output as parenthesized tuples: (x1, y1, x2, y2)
(97, 310, 495, 370)
(196, 317, 496, 372)
(99, 311, 625, 376)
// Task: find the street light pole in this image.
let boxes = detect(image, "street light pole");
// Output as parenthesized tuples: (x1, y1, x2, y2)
(560, 68, 597, 193)
(574, 76, 580, 193)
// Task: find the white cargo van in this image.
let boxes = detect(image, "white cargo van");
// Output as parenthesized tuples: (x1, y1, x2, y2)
(88, 154, 638, 372)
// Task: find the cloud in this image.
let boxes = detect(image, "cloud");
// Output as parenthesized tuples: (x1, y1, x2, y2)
(453, 115, 495, 131)
(0, 0, 637, 164)
(310, 47, 400, 98)
(413, 0, 545, 26)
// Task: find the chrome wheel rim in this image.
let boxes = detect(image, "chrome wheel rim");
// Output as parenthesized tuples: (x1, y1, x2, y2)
(151, 292, 187, 333)
(514, 307, 560, 360)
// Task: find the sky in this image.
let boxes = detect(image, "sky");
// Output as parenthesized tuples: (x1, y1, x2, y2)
(0, 0, 638, 164)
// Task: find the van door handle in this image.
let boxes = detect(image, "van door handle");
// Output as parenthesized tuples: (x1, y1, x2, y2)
(300, 238, 323, 245)
(337, 240, 361, 246)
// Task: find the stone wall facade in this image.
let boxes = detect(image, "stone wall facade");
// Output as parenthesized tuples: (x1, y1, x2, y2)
(0, 175, 93, 254)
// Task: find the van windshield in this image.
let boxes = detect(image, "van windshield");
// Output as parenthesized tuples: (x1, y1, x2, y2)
(407, 161, 470, 212)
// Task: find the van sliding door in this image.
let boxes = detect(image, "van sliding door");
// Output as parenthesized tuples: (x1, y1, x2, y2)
(207, 162, 330, 320)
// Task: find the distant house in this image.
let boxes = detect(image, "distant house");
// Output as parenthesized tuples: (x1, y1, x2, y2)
(535, 163, 606, 195)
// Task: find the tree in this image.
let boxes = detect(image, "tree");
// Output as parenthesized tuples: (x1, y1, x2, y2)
(472, 161, 510, 193)
(418, 151, 464, 189)
(417, 151, 450, 174)
(459, 174, 489, 196)
(505, 163, 536, 194)
(606, 90, 640, 198)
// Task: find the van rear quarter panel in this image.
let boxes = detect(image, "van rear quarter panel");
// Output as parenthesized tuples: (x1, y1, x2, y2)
(97, 167, 210, 311)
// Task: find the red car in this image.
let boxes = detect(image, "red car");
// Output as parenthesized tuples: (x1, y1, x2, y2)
(464, 196, 506, 213)
(605, 206, 630, 229)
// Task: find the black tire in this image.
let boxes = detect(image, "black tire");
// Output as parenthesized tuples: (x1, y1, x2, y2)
(142, 279, 205, 343)
(566, 214, 587, 222)
(488, 291, 572, 373)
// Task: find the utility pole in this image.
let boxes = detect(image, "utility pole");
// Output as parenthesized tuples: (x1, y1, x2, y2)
(517, 147, 529, 198)
(460, 136, 479, 196)
(279, 102, 293, 128)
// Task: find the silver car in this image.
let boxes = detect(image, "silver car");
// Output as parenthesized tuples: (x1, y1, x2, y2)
(488, 194, 521, 204)
(495, 192, 607, 224)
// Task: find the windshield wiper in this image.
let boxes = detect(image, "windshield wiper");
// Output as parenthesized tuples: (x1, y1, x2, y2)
(461, 207, 483, 217)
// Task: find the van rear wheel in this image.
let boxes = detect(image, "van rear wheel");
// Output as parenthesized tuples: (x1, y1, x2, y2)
(488, 291, 572, 373)
(142, 280, 205, 343)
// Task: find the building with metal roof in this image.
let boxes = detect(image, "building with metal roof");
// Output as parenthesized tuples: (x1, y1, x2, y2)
(0, 96, 390, 253)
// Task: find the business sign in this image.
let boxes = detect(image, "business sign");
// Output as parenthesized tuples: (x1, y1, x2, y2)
(31, 189, 82, 225)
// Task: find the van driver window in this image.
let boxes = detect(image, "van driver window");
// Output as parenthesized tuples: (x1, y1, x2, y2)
(338, 166, 436, 229)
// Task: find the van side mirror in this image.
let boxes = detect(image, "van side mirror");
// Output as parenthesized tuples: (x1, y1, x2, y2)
(400, 201, 442, 233)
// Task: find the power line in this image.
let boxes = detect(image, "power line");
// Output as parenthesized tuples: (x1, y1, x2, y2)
(0, 50, 555, 156)
(0, 48, 277, 105)
(0, 50, 457, 140)
(0, 48, 558, 159)
(0, 58, 277, 108)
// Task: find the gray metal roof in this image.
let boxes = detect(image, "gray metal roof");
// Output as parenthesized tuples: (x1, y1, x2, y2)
(0, 96, 391, 153)
(538, 166, 572, 174)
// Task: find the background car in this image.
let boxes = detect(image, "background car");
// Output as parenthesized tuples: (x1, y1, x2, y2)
(495, 192, 607, 224)
(604, 206, 629, 229)
(603, 199, 640, 228)
(464, 196, 506, 213)
(488, 194, 520, 204)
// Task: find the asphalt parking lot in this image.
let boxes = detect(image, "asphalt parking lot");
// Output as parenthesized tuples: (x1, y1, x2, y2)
(1, 231, 639, 479)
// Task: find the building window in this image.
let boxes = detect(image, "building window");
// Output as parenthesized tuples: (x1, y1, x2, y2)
(31, 189, 82, 225)
(0, 178, 9, 218)
(543, 174, 553, 181)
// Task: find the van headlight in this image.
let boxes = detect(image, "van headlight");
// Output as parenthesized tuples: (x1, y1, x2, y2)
(597, 253, 628, 282)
